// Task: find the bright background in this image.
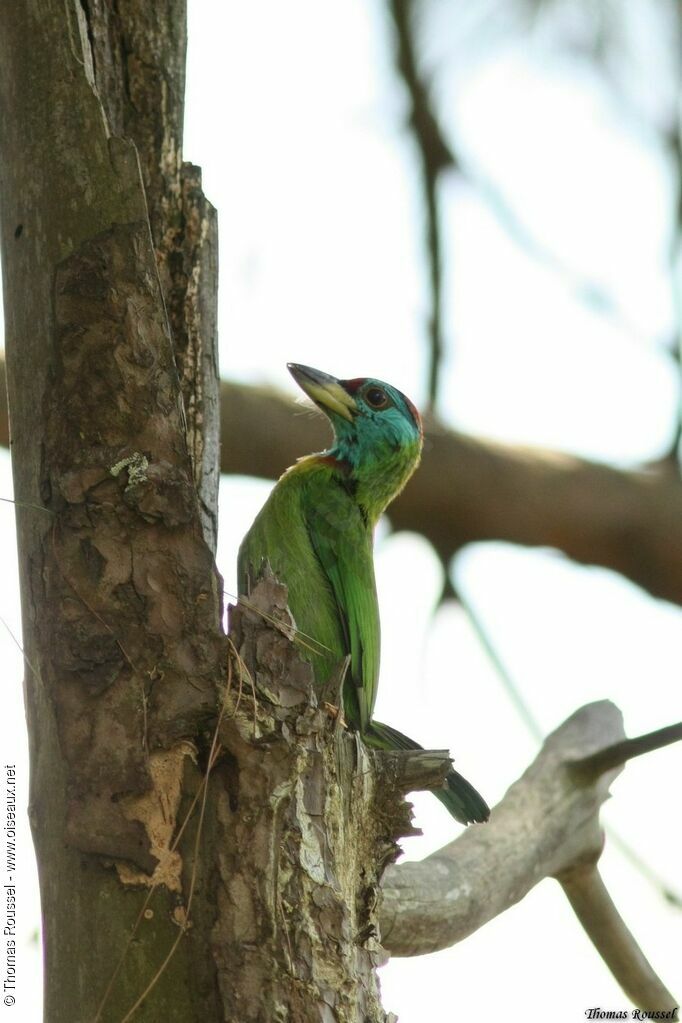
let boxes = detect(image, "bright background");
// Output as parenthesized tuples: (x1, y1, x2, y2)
(2, 1, 681, 1020)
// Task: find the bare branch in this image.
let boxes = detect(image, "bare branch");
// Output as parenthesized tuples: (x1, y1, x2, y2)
(380, 701, 624, 957)
(386, 0, 453, 407)
(572, 722, 682, 783)
(560, 866, 679, 1014)
(456, 584, 682, 907)
(385, 0, 649, 365)
(455, 582, 544, 740)
(380, 701, 680, 1006)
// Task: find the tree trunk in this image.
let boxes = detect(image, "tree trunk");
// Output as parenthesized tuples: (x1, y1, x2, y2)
(0, 3, 423, 1020)
(0, 1, 221, 1016)
(2, 5, 679, 1021)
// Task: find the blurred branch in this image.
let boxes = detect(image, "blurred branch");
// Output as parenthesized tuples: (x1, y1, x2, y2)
(608, 828, 682, 911)
(385, 0, 651, 403)
(381, 701, 680, 1009)
(553, 3, 682, 467)
(387, 0, 453, 407)
(662, 115, 682, 467)
(454, 582, 544, 741)
(455, 153, 647, 337)
(2, 364, 682, 603)
(455, 579, 682, 907)
(219, 378, 682, 606)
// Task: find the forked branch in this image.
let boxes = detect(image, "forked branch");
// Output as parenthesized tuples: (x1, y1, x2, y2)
(381, 701, 680, 1011)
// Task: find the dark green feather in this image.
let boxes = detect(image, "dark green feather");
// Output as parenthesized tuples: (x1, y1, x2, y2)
(365, 720, 489, 825)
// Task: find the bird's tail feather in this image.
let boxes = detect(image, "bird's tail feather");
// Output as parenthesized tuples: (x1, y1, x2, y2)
(364, 720, 490, 826)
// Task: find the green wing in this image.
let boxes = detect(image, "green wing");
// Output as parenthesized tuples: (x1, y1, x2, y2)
(302, 475, 379, 733)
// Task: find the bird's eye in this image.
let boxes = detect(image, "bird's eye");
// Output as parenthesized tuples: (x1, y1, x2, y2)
(365, 387, 388, 409)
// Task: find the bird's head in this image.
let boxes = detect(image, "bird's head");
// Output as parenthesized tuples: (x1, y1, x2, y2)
(288, 363, 423, 520)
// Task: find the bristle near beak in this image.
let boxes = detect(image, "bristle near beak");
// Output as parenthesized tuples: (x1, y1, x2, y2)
(287, 363, 358, 423)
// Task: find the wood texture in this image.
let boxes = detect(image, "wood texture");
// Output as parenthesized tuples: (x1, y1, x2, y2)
(0, 3, 223, 1016)
(381, 702, 679, 1009)
(2, 371, 681, 605)
(82, 0, 220, 550)
(1, 3, 679, 1020)
(0, 5, 444, 1020)
(216, 576, 448, 1021)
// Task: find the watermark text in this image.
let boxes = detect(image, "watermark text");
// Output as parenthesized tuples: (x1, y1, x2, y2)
(3, 765, 16, 1007)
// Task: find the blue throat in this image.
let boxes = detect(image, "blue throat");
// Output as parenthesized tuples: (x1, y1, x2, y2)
(328, 428, 421, 524)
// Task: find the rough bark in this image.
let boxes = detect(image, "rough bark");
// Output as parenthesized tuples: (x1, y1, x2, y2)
(0, 4, 442, 1021)
(0, 3, 222, 1017)
(82, 0, 220, 550)
(2, 4, 680, 1021)
(2, 369, 681, 604)
(218, 577, 451, 1022)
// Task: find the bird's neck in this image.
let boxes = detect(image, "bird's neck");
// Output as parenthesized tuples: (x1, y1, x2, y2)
(328, 437, 421, 525)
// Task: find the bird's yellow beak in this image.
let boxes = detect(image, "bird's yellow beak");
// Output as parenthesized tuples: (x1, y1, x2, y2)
(287, 363, 358, 423)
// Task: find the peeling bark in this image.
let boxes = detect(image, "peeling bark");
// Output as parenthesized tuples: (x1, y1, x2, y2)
(212, 577, 447, 1021)
(2, 4, 679, 1021)
(0, 3, 224, 1016)
(81, 0, 220, 550)
(0, 5, 445, 1020)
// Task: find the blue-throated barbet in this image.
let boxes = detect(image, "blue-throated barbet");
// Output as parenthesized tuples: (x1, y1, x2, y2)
(238, 364, 489, 825)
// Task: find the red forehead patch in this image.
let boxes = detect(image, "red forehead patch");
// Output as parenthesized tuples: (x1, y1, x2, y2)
(402, 394, 423, 435)
(342, 377, 423, 433)
(341, 377, 365, 394)
(404, 392, 421, 421)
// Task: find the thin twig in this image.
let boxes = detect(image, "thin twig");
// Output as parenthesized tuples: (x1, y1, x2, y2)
(1, 616, 42, 686)
(50, 521, 149, 749)
(387, 0, 453, 408)
(0, 495, 54, 515)
(383, 1, 651, 402)
(608, 829, 682, 910)
(455, 581, 544, 741)
(223, 587, 332, 657)
(117, 638, 250, 1019)
(51, 522, 136, 673)
(572, 722, 682, 782)
(118, 739, 220, 1022)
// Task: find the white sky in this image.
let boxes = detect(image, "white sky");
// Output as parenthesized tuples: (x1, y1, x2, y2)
(1, 1, 681, 1020)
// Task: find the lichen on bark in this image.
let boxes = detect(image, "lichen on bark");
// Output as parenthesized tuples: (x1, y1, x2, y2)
(212, 575, 444, 1022)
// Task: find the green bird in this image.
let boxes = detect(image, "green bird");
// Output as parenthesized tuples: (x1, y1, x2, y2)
(238, 363, 489, 825)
